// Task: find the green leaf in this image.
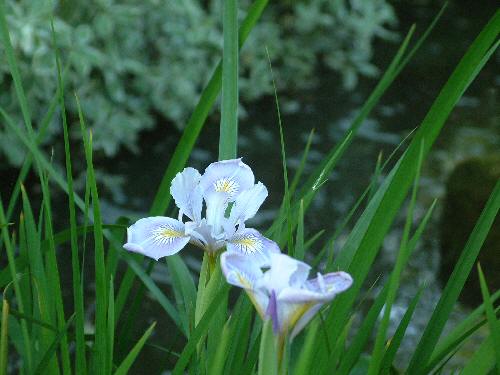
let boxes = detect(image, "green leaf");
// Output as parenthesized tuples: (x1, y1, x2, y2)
(219, 0, 239, 160)
(113, 322, 156, 375)
(172, 282, 230, 375)
(407, 178, 500, 373)
(380, 287, 423, 373)
(33, 314, 75, 375)
(121, 253, 181, 331)
(295, 200, 305, 260)
(150, 0, 269, 216)
(319, 11, 499, 373)
(461, 336, 496, 375)
(0, 198, 33, 372)
(258, 320, 278, 375)
(426, 290, 500, 372)
(51, 20, 87, 375)
(76, 96, 108, 373)
(107, 277, 115, 375)
(368, 141, 425, 375)
(0, 299, 9, 375)
(477, 264, 500, 371)
(337, 285, 389, 375)
(293, 318, 320, 375)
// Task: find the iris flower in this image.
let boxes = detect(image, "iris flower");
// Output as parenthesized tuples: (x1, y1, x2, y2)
(221, 251, 353, 339)
(124, 158, 278, 261)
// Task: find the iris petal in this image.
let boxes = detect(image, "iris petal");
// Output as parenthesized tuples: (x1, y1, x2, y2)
(170, 167, 203, 222)
(200, 159, 255, 202)
(228, 182, 268, 226)
(260, 253, 311, 292)
(227, 228, 280, 266)
(221, 251, 268, 316)
(124, 217, 190, 260)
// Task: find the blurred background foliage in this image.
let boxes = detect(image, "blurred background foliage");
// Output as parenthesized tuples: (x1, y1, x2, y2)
(0, 0, 397, 166)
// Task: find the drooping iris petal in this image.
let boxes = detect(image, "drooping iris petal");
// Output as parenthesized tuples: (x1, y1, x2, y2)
(200, 158, 255, 202)
(307, 272, 353, 295)
(170, 167, 203, 222)
(279, 272, 353, 303)
(221, 251, 268, 316)
(123, 217, 190, 260)
(227, 227, 280, 266)
(260, 253, 311, 292)
(228, 182, 268, 226)
(289, 303, 323, 339)
(221, 251, 263, 289)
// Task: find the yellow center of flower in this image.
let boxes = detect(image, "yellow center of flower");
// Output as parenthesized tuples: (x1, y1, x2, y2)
(151, 225, 185, 245)
(214, 177, 238, 195)
(232, 234, 262, 254)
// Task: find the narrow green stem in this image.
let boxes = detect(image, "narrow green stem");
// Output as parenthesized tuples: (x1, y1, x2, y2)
(219, 0, 239, 160)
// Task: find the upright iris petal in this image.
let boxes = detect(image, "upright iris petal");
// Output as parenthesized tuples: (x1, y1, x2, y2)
(170, 167, 203, 222)
(221, 251, 353, 339)
(124, 158, 277, 261)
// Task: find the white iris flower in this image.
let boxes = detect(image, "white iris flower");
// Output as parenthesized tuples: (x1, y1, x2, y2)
(221, 251, 353, 339)
(124, 158, 279, 260)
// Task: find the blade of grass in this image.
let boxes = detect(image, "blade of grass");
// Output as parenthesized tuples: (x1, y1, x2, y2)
(151, 0, 268, 215)
(425, 291, 500, 372)
(368, 141, 425, 375)
(113, 322, 156, 375)
(319, 12, 499, 372)
(407, 178, 500, 373)
(379, 287, 424, 374)
(107, 277, 115, 375)
(20, 187, 57, 371)
(121, 252, 181, 330)
(289, 129, 315, 199)
(265, 47, 292, 251)
(76, 96, 108, 373)
(337, 197, 435, 375)
(208, 317, 232, 375)
(172, 282, 230, 375)
(5, 90, 59, 223)
(293, 318, 320, 375)
(219, 0, 239, 160)
(51, 20, 87, 375)
(0, 299, 8, 375)
(258, 319, 278, 375)
(224, 297, 253, 375)
(336, 284, 389, 375)
(294, 200, 305, 260)
(461, 336, 495, 375)
(39, 169, 72, 375)
(33, 313, 75, 375)
(0, 198, 32, 373)
(0, 0, 33, 134)
(272, 4, 446, 248)
(7, 309, 57, 332)
(477, 264, 500, 371)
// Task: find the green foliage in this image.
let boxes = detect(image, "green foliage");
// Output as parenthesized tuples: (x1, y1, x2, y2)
(0, 0, 396, 166)
(0, 1, 498, 374)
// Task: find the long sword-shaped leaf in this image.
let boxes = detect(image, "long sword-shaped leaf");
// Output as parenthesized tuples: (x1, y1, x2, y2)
(113, 322, 156, 375)
(76, 97, 108, 373)
(477, 264, 500, 372)
(51, 20, 87, 375)
(407, 178, 500, 373)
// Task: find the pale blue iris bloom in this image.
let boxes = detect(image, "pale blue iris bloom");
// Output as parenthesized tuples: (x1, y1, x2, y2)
(221, 251, 353, 338)
(124, 159, 278, 260)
